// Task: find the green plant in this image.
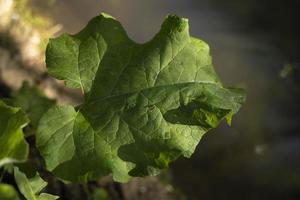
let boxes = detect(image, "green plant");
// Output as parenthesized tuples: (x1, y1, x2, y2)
(0, 13, 245, 199)
(14, 167, 59, 200)
(0, 100, 29, 167)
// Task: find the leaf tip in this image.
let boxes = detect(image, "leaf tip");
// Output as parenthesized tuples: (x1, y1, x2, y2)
(162, 14, 189, 33)
(99, 12, 115, 19)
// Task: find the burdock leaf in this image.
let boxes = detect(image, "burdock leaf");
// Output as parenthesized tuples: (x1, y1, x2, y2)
(38, 13, 246, 182)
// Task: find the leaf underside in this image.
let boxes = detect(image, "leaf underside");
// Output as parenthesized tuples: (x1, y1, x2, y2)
(38, 13, 246, 182)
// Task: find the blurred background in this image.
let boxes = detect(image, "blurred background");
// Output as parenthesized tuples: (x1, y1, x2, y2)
(0, 0, 300, 199)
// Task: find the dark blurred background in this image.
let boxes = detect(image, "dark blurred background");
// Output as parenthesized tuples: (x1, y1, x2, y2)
(1, 0, 300, 199)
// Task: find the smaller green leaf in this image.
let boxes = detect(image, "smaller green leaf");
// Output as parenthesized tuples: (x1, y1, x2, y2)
(14, 167, 59, 200)
(10, 82, 55, 131)
(89, 188, 108, 200)
(0, 183, 19, 200)
(0, 101, 29, 167)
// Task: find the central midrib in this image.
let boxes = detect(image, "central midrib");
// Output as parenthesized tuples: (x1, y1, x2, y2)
(87, 81, 219, 104)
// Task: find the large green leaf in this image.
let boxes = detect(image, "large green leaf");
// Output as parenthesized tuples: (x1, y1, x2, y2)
(0, 101, 29, 167)
(0, 183, 19, 200)
(37, 13, 246, 182)
(14, 167, 59, 200)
